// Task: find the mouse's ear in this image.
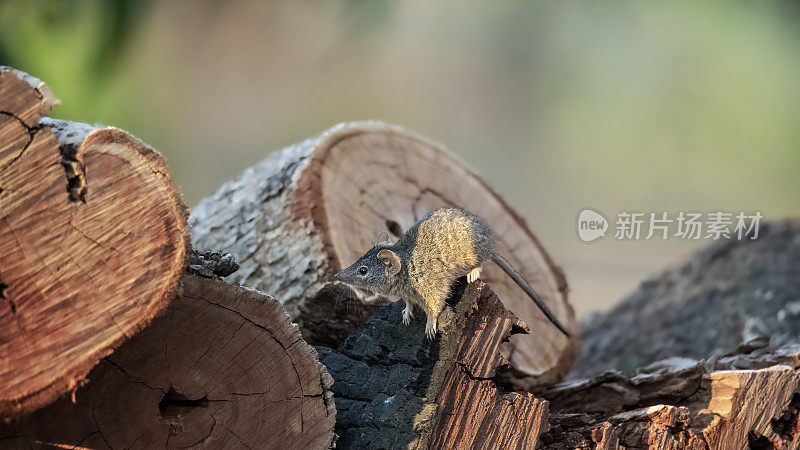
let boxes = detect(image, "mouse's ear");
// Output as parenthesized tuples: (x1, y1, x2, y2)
(377, 249, 401, 277)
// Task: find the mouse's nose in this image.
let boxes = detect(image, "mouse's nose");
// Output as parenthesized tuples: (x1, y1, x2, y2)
(334, 271, 344, 281)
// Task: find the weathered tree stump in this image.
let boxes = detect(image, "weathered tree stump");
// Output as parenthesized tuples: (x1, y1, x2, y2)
(317, 280, 547, 449)
(0, 67, 188, 418)
(191, 121, 577, 385)
(0, 273, 336, 449)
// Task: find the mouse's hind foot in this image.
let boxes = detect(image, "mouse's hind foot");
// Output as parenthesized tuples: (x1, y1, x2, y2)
(467, 267, 482, 283)
(425, 316, 438, 339)
(402, 301, 414, 325)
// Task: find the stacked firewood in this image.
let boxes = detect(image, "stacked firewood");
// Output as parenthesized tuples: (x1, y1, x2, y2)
(0, 68, 333, 448)
(2, 67, 798, 449)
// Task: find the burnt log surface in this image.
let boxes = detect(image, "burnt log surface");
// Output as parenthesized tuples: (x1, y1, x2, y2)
(316, 302, 436, 448)
(318, 280, 547, 449)
(573, 220, 800, 379)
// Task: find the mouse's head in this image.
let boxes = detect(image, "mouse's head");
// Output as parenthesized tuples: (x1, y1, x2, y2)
(335, 245, 401, 294)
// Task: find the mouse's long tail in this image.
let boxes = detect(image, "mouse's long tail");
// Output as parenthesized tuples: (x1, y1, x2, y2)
(492, 253, 571, 338)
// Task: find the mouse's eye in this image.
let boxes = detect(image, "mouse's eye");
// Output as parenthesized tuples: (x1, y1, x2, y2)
(358, 266, 368, 275)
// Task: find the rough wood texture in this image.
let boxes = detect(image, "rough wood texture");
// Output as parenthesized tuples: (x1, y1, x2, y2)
(191, 121, 577, 384)
(0, 273, 337, 449)
(0, 66, 58, 128)
(317, 280, 547, 449)
(0, 67, 188, 418)
(540, 338, 800, 449)
(573, 219, 800, 379)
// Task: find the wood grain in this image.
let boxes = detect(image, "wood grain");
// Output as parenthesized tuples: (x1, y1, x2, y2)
(0, 274, 337, 449)
(541, 341, 800, 449)
(427, 284, 547, 449)
(0, 68, 188, 418)
(0, 66, 57, 128)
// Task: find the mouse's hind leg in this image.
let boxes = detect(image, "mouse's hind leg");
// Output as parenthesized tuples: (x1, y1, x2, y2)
(467, 267, 482, 283)
(402, 298, 415, 325)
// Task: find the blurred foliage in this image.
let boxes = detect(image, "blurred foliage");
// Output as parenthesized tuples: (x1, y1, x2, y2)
(341, 0, 393, 36)
(0, 0, 151, 121)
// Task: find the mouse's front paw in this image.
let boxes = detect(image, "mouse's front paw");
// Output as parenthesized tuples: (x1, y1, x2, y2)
(425, 318, 438, 339)
(467, 267, 482, 283)
(402, 305, 414, 325)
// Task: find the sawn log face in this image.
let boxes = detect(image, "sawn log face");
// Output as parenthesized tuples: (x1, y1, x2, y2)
(0, 274, 336, 449)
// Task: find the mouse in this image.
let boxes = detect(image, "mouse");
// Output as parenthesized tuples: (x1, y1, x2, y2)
(335, 207, 570, 339)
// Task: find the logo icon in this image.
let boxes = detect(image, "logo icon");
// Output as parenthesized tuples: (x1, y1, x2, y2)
(578, 209, 608, 242)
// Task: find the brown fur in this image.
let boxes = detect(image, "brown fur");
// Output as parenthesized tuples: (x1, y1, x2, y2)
(406, 209, 480, 331)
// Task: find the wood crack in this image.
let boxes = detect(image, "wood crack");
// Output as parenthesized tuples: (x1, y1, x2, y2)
(102, 359, 166, 394)
(0, 111, 35, 172)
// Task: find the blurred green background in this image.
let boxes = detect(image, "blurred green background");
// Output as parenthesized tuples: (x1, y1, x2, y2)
(3, 0, 798, 316)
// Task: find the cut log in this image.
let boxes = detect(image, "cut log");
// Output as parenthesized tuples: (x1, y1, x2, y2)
(539, 339, 800, 449)
(191, 121, 577, 384)
(573, 219, 800, 379)
(318, 274, 800, 450)
(0, 67, 188, 418)
(0, 273, 337, 449)
(317, 280, 547, 449)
